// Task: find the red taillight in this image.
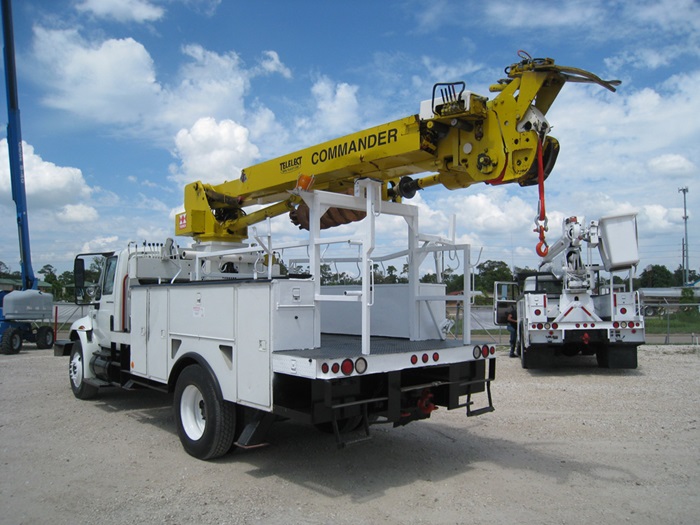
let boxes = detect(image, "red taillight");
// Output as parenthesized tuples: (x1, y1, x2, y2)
(490, 346, 495, 355)
(341, 359, 354, 375)
(422, 353, 429, 363)
(620, 307, 627, 314)
(534, 309, 542, 316)
(536, 323, 544, 330)
(432, 352, 439, 362)
(552, 323, 558, 329)
(331, 363, 340, 374)
(411, 355, 418, 365)
(481, 345, 489, 358)
(613, 321, 620, 329)
(321, 363, 329, 374)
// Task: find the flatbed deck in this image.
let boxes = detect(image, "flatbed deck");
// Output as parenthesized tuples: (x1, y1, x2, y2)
(271, 334, 490, 379)
(276, 334, 470, 359)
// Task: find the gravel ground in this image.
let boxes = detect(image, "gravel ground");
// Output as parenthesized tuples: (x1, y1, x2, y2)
(1, 345, 698, 525)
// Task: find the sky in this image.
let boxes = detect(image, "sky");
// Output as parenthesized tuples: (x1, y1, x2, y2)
(0, 0, 698, 281)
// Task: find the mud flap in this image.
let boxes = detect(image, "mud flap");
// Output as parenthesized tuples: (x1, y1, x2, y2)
(598, 346, 638, 369)
(466, 358, 495, 416)
(522, 345, 556, 369)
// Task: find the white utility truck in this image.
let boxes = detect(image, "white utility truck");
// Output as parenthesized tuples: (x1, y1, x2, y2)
(55, 55, 619, 458)
(58, 182, 494, 459)
(494, 214, 645, 369)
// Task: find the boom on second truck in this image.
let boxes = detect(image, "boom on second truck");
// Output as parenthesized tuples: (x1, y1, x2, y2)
(494, 214, 645, 369)
(56, 54, 620, 459)
(1, 0, 54, 355)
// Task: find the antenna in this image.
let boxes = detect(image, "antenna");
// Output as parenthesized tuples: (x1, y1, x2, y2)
(678, 187, 689, 285)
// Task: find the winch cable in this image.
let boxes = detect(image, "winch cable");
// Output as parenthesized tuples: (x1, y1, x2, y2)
(534, 136, 549, 257)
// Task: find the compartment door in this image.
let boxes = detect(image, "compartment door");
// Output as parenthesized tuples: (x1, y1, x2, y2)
(236, 285, 272, 409)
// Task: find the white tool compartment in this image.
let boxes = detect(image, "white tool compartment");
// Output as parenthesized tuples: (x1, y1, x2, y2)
(271, 279, 316, 351)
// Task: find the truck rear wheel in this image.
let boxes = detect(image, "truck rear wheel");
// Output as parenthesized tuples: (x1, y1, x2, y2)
(1, 327, 22, 355)
(174, 364, 235, 460)
(69, 340, 98, 400)
(518, 325, 528, 369)
(36, 326, 55, 349)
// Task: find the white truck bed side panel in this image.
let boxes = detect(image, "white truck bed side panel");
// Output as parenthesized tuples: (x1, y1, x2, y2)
(235, 284, 272, 409)
(167, 285, 237, 402)
(320, 283, 446, 340)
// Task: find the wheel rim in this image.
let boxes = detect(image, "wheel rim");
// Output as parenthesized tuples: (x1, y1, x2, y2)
(181, 384, 206, 441)
(12, 333, 21, 351)
(70, 351, 83, 388)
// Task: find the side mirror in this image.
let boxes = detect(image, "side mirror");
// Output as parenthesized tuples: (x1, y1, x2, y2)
(74, 258, 85, 288)
(73, 254, 105, 305)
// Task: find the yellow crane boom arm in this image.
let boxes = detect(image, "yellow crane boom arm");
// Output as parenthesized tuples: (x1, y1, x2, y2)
(176, 54, 618, 242)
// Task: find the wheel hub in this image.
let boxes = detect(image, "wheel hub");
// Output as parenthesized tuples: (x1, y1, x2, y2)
(181, 385, 206, 440)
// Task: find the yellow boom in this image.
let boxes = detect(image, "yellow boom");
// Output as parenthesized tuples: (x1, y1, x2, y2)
(176, 53, 619, 243)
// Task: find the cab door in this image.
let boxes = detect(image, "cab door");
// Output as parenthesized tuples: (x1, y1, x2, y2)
(93, 255, 119, 344)
(493, 281, 519, 326)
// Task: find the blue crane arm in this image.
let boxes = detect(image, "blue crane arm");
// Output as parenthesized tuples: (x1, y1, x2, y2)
(2, 0, 35, 290)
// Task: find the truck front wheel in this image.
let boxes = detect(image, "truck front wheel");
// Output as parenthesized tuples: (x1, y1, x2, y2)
(174, 364, 235, 460)
(69, 340, 98, 400)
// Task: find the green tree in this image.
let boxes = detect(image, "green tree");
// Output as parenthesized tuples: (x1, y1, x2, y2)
(475, 260, 513, 294)
(673, 265, 699, 286)
(0, 260, 10, 278)
(420, 272, 437, 284)
(637, 264, 674, 288)
(445, 273, 464, 294)
(38, 264, 62, 299)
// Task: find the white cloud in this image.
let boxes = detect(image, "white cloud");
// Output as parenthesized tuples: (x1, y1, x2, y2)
(293, 76, 361, 143)
(647, 154, 696, 176)
(254, 51, 292, 79)
(29, 30, 291, 142)
(81, 235, 120, 252)
(484, 1, 605, 29)
(32, 27, 161, 126)
(170, 117, 260, 186)
(56, 203, 99, 223)
(75, 0, 165, 23)
(0, 139, 93, 210)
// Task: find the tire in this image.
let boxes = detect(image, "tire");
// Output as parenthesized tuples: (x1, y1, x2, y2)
(1, 327, 22, 355)
(69, 340, 99, 400)
(518, 325, 528, 369)
(36, 326, 55, 349)
(596, 346, 609, 368)
(174, 364, 236, 460)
